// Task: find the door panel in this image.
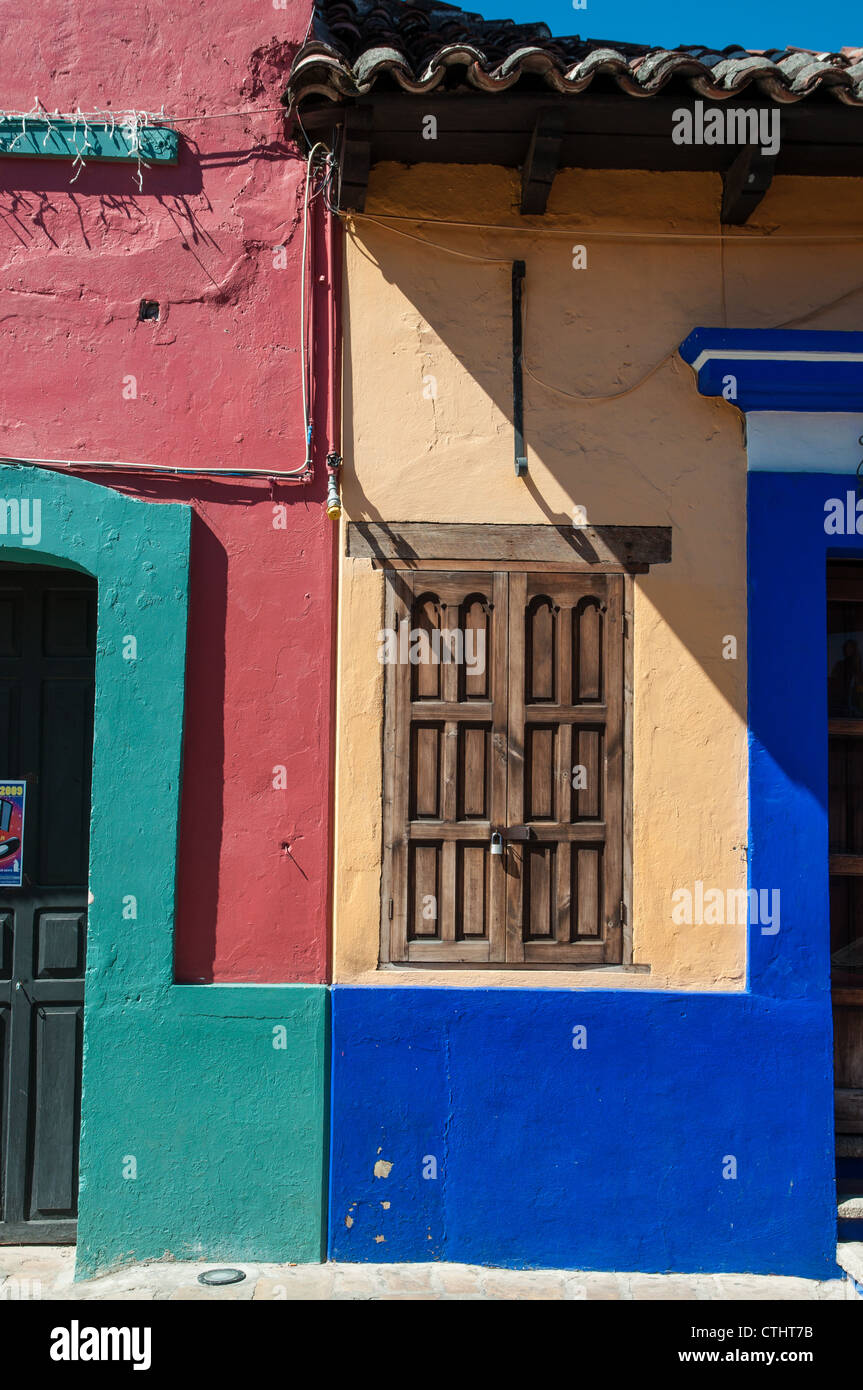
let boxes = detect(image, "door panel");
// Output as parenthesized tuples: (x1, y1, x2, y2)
(0, 568, 95, 1242)
(383, 568, 627, 966)
(30, 1003, 83, 1218)
(385, 571, 508, 963)
(834, 1005, 863, 1132)
(827, 560, 863, 1133)
(506, 573, 623, 964)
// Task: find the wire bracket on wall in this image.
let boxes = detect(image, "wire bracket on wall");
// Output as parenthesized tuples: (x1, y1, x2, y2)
(512, 260, 528, 478)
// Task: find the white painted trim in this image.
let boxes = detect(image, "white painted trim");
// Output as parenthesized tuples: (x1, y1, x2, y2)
(691, 348, 863, 372)
(746, 411, 863, 472)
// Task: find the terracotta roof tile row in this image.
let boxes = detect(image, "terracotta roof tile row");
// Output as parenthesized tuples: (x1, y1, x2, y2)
(286, 0, 863, 106)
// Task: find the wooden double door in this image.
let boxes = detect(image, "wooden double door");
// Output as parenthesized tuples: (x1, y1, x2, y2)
(0, 567, 95, 1241)
(382, 569, 628, 966)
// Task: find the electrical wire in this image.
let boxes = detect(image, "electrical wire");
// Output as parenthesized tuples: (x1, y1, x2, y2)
(0, 143, 335, 486)
(345, 214, 513, 266)
(776, 283, 863, 329)
(0, 104, 290, 125)
(523, 336, 678, 404)
(321, 151, 339, 215)
(297, 141, 330, 476)
(8, 143, 332, 484)
(168, 107, 288, 124)
(521, 278, 863, 404)
(290, 103, 315, 156)
(12, 152, 863, 480)
(346, 209, 863, 245)
(0, 455, 307, 479)
(300, 5, 316, 49)
(349, 209, 863, 403)
(346, 210, 688, 400)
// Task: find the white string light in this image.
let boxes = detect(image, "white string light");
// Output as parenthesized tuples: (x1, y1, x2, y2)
(0, 102, 177, 186)
(0, 100, 299, 185)
(6, 99, 45, 152)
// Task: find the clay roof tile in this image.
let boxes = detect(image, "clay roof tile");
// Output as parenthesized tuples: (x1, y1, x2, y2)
(285, 0, 863, 107)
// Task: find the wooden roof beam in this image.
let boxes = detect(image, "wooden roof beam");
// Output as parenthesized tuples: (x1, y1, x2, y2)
(337, 106, 372, 212)
(721, 144, 777, 224)
(520, 108, 565, 215)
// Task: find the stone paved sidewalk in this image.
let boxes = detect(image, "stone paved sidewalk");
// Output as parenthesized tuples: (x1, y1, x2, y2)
(0, 1246, 860, 1300)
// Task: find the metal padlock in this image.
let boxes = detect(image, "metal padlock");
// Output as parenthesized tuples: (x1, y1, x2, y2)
(490, 832, 504, 856)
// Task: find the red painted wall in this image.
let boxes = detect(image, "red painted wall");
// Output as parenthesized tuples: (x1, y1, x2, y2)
(0, 0, 333, 982)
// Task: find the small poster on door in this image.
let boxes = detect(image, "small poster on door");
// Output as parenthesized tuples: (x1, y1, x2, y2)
(0, 782, 25, 887)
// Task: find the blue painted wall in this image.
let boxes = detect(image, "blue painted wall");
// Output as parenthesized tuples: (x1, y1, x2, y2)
(327, 469, 846, 1276)
(748, 470, 855, 1002)
(680, 328, 863, 413)
(329, 986, 835, 1274)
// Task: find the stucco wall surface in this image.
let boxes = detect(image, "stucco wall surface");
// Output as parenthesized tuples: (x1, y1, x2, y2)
(0, 0, 332, 984)
(77, 985, 328, 1275)
(335, 163, 863, 990)
(326, 168, 860, 1275)
(329, 986, 836, 1276)
(0, 466, 327, 1274)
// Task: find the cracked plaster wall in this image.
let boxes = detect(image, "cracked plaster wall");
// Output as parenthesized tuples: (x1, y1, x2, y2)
(0, 1, 331, 983)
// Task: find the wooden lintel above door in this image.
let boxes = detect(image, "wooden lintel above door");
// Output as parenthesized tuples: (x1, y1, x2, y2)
(347, 522, 672, 570)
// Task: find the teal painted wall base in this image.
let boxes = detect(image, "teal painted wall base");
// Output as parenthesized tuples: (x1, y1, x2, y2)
(75, 986, 328, 1277)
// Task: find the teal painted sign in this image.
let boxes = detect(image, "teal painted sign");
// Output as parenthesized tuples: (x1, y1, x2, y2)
(0, 119, 178, 164)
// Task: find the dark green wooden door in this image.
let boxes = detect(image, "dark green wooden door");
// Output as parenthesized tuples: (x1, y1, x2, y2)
(0, 566, 96, 1242)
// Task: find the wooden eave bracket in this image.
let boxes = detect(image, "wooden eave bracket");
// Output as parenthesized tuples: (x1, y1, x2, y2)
(520, 108, 565, 215)
(337, 106, 372, 212)
(347, 522, 672, 571)
(721, 144, 777, 225)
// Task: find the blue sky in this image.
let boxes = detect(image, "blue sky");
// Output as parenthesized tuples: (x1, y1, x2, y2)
(471, 0, 860, 53)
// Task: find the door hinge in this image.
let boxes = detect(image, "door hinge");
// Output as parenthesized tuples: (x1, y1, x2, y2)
(388, 898, 394, 920)
(619, 900, 627, 926)
(622, 615, 629, 638)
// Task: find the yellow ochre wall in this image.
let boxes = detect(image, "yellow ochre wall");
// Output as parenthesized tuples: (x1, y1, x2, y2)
(334, 163, 863, 990)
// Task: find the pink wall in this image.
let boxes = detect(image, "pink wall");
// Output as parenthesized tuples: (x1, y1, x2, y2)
(0, 0, 334, 982)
